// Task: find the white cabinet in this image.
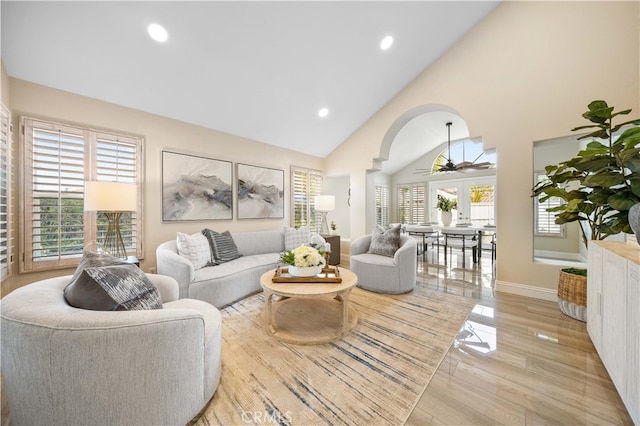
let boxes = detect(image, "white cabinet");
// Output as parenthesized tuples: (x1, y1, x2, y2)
(601, 250, 628, 394)
(586, 244, 603, 343)
(587, 241, 640, 425)
(627, 261, 640, 424)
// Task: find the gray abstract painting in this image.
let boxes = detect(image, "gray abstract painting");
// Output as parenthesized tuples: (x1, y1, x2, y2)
(162, 151, 233, 221)
(237, 163, 284, 219)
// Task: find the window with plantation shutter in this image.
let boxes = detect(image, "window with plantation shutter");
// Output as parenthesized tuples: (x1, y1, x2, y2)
(411, 184, 425, 223)
(1, 105, 11, 282)
(291, 166, 323, 232)
(94, 134, 141, 256)
(397, 183, 425, 224)
(375, 185, 389, 226)
(20, 118, 143, 272)
(534, 173, 564, 237)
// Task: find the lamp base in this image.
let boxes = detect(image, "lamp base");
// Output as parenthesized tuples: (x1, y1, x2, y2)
(102, 211, 128, 260)
(319, 211, 329, 236)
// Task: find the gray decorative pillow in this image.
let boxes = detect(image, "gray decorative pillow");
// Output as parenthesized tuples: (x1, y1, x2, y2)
(201, 228, 220, 266)
(203, 229, 241, 263)
(176, 232, 212, 269)
(368, 224, 401, 257)
(64, 251, 162, 311)
(284, 226, 311, 250)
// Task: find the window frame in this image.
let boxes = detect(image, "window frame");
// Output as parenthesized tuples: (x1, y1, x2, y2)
(375, 184, 390, 227)
(20, 117, 144, 273)
(1, 104, 12, 282)
(397, 182, 425, 224)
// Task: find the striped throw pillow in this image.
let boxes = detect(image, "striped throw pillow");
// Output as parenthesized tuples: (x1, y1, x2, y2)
(202, 229, 242, 264)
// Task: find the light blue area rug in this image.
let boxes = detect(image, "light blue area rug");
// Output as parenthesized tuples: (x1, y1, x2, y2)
(193, 285, 476, 425)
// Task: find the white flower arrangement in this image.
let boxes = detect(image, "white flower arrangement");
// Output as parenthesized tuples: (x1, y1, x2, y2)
(279, 245, 326, 268)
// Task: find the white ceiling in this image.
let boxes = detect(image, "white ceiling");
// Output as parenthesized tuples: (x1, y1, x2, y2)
(1, 1, 499, 165)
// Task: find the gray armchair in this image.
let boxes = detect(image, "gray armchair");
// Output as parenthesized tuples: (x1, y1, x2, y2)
(1, 273, 221, 426)
(350, 233, 417, 294)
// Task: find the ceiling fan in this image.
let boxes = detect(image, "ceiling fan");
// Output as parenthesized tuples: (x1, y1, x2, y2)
(414, 122, 493, 175)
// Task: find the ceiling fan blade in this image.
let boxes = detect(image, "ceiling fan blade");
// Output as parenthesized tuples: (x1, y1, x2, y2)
(455, 161, 474, 168)
(468, 161, 493, 168)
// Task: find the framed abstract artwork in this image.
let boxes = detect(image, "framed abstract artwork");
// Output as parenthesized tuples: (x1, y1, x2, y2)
(162, 151, 233, 221)
(237, 163, 285, 219)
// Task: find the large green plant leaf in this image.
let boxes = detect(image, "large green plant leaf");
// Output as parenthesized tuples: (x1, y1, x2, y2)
(583, 171, 625, 187)
(619, 127, 640, 143)
(587, 188, 614, 204)
(608, 192, 639, 210)
(555, 211, 581, 224)
(572, 156, 615, 172)
(630, 177, 640, 197)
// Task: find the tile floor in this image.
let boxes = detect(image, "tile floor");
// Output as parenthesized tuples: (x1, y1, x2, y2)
(405, 248, 632, 425)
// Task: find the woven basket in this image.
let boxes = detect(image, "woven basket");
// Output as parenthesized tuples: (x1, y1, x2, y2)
(557, 270, 587, 322)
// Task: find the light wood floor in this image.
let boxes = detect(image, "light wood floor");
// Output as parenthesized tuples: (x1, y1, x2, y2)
(405, 250, 633, 425)
(1, 249, 632, 425)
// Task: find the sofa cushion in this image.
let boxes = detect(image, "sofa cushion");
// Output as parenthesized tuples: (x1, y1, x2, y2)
(203, 229, 242, 263)
(284, 226, 311, 250)
(177, 232, 212, 269)
(64, 251, 162, 311)
(231, 230, 285, 256)
(368, 224, 401, 257)
(193, 253, 279, 282)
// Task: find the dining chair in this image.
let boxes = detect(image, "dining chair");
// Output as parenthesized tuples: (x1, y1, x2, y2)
(441, 227, 479, 268)
(404, 224, 439, 262)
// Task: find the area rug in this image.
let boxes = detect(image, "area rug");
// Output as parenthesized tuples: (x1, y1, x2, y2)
(193, 284, 476, 425)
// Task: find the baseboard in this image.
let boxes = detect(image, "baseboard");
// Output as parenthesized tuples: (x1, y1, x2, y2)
(534, 249, 586, 263)
(495, 280, 557, 302)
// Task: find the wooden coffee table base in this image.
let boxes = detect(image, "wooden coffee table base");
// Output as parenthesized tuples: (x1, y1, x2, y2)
(260, 268, 359, 345)
(263, 295, 358, 345)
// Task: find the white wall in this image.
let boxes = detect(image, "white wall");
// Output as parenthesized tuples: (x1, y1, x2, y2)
(324, 1, 640, 298)
(5, 78, 324, 292)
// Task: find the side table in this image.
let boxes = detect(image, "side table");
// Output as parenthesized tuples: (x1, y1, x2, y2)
(124, 256, 140, 267)
(322, 234, 340, 265)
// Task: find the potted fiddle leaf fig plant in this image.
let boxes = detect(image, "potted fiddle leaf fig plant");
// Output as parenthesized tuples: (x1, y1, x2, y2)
(532, 100, 640, 321)
(532, 100, 640, 247)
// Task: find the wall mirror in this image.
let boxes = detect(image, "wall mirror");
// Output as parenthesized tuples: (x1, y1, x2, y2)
(532, 135, 585, 265)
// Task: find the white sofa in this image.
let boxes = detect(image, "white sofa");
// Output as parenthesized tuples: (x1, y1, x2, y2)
(0, 274, 221, 426)
(156, 229, 329, 308)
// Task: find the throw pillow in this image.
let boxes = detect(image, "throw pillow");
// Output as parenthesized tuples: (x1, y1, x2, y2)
(202, 229, 241, 263)
(284, 226, 311, 251)
(201, 228, 220, 266)
(368, 224, 401, 257)
(64, 251, 162, 311)
(176, 232, 212, 269)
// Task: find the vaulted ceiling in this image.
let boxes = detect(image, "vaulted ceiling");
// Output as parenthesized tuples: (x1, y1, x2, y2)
(1, 1, 499, 165)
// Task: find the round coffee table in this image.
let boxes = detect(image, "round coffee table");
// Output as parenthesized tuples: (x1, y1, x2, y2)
(259, 267, 358, 345)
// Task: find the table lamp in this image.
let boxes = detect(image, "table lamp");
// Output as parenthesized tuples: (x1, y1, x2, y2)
(314, 195, 335, 236)
(84, 181, 137, 260)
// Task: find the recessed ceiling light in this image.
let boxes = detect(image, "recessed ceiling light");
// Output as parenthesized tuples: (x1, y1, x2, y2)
(380, 35, 393, 51)
(148, 23, 168, 43)
(318, 108, 329, 118)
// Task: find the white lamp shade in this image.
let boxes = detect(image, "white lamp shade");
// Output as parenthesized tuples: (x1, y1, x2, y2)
(314, 195, 335, 211)
(84, 181, 137, 211)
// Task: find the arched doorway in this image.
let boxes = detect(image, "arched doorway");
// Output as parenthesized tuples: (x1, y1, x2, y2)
(366, 104, 496, 231)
